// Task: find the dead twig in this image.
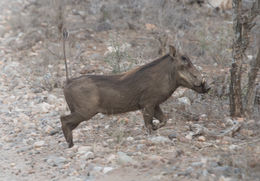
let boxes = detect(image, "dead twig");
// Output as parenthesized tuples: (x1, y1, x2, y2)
(190, 120, 241, 138)
(201, 143, 219, 150)
(238, 138, 260, 146)
(46, 47, 61, 59)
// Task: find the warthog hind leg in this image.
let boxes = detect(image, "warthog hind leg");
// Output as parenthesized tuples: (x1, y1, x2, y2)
(60, 112, 94, 148)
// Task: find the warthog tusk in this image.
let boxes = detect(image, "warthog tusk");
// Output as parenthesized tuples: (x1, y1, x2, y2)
(202, 78, 206, 84)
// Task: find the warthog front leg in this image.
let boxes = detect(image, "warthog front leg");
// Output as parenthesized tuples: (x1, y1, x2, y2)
(153, 105, 167, 130)
(142, 106, 155, 134)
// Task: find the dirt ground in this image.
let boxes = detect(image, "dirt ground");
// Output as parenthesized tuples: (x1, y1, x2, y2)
(0, 0, 259, 181)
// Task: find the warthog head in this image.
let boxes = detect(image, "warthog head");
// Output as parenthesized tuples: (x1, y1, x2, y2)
(169, 45, 211, 93)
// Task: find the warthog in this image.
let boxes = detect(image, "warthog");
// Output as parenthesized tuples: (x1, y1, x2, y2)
(61, 44, 210, 148)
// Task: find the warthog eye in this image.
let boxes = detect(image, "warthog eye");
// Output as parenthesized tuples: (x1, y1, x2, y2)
(181, 56, 188, 61)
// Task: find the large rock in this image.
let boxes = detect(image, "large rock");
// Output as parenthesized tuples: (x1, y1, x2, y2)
(178, 97, 191, 106)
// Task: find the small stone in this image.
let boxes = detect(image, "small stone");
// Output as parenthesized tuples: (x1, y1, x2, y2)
(149, 136, 170, 144)
(201, 157, 208, 165)
(191, 162, 203, 167)
(107, 139, 114, 143)
(126, 136, 134, 141)
(218, 176, 232, 181)
(136, 144, 145, 150)
(175, 149, 184, 158)
(209, 161, 219, 167)
(198, 136, 206, 142)
(152, 119, 160, 125)
(177, 166, 193, 177)
(248, 130, 254, 136)
(211, 166, 232, 177)
(233, 168, 242, 175)
(178, 97, 191, 105)
(49, 130, 59, 136)
(152, 174, 164, 180)
(93, 166, 103, 172)
(147, 155, 163, 164)
(103, 141, 108, 147)
(117, 152, 137, 165)
(195, 65, 203, 70)
(202, 169, 209, 177)
(229, 144, 239, 150)
(224, 117, 234, 126)
(221, 123, 226, 127)
(34, 141, 45, 148)
(107, 154, 116, 163)
(240, 129, 254, 136)
(17, 146, 32, 153)
(168, 133, 177, 140)
(199, 114, 208, 121)
(46, 156, 67, 167)
(35, 102, 54, 113)
(18, 113, 30, 122)
(185, 167, 194, 173)
(97, 21, 112, 32)
(163, 166, 177, 175)
(78, 146, 92, 154)
(247, 119, 255, 125)
(44, 125, 54, 134)
(47, 94, 58, 104)
(24, 122, 36, 129)
(103, 167, 114, 174)
(247, 55, 253, 60)
(185, 133, 193, 140)
(236, 117, 244, 123)
(81, 151, 94, 160)
(172, 88, 185, 98)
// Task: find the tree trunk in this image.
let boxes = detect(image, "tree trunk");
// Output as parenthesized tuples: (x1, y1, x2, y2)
(244, 1, 260, 117)
(230, 0, 244, 117)
(230, 63, 243, 116)
(245, 45, 260, 117)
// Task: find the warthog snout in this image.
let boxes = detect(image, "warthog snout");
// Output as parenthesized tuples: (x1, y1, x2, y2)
(193, 77, 211, 93)
(201, 78, 211, 93)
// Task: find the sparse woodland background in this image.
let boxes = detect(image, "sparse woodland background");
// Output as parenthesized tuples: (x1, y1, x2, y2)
(0, 0, 259, 181)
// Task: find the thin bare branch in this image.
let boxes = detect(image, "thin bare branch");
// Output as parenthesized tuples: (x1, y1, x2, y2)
(46, 47, 61, 58)
(190, 120, 241, 138)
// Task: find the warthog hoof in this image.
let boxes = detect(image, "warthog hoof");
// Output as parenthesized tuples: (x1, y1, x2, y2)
(61, 118, 74, 148)
(152, 121, 167, 130)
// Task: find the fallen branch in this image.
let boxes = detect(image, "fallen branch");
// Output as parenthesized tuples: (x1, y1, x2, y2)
(46, 47, 61, 59)
(238, 138, 260, 146)
(190, 120, 241, 138)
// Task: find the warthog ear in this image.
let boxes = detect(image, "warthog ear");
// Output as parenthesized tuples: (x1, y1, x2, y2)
(169, 45, 176, 58)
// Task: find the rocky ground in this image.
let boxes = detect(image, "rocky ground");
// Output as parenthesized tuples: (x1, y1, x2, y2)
(0, 0, 259, 181)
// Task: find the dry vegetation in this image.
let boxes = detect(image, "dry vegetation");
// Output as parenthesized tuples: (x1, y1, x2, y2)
(0, 0, 259, 181)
